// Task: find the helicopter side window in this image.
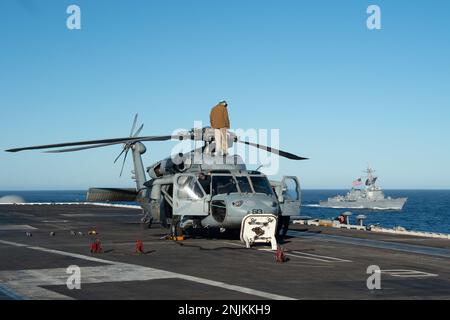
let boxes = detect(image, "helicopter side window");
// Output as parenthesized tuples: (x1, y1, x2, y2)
(177, 176, 204, 200)
(283, 178, 299, 201)
(250, 176, 274, 196)
(236, 176, 253, 193)
(212, 175, 238, 195)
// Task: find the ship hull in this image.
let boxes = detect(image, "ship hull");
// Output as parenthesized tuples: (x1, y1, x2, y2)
(319, 197, 407, 210)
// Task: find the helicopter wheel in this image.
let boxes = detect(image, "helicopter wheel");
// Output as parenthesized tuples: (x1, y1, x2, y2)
(276, 216, 290, 240)
(140, 216, 149, 224)
(170, 216, 183, 237)
(140, 215, 153, 229)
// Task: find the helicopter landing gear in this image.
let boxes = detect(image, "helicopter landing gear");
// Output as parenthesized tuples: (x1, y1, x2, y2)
(170, 216, 183, 238)
(277, 216, 290, 240)
(141, 213, 153, 229)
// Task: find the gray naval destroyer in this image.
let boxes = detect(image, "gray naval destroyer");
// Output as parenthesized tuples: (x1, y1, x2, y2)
(319, 168, 407, 210)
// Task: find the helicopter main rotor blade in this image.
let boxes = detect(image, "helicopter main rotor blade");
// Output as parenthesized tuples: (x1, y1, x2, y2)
(44, 142, 122, 153)
(5, 135, 174, 153)
(237, 140, 308, 160)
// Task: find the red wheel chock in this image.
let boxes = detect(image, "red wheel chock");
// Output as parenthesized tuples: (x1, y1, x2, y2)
(135, 240, 144, 254)
(276, 246, 287, 263)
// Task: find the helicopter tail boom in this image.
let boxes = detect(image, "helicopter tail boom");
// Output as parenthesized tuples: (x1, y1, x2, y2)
(86, 188, 138, 202)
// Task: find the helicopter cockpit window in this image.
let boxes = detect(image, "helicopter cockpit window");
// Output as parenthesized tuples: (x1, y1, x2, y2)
(198, 174, 211, 195)
(177, 176, 204, 200)
(212, 175, 238, 195)
(236, 176, 253, 193)
(250, 176, 274, 196)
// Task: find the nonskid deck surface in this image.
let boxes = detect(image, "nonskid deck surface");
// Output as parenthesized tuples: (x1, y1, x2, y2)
(0, 204, 449, 300)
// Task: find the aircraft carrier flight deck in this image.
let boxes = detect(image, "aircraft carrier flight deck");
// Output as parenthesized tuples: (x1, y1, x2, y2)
(1, 204, 450, 300)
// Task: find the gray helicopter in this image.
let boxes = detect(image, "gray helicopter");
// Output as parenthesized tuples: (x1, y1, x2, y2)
(5, 115, 308, 236)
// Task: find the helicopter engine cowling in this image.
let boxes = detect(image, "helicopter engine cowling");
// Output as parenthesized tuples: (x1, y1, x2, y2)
(173, 153, 192, 173)
(147, 155, 192, 179)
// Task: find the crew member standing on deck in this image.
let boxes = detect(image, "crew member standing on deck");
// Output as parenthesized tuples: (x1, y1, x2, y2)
(210, 100, 230, 156)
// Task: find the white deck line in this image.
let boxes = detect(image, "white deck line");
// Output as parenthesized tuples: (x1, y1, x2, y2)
(0, 225, 38, 231)
(223, 241, 352, 263)
(0, 202, 142, 210)
(291, 251, 352, 263)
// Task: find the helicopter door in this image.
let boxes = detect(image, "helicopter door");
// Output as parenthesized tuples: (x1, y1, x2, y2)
(173, 174, 208, 216)
(279, 176, 301, 216)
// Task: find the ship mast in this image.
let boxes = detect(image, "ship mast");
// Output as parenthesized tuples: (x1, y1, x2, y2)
(364, 167, 377, 188)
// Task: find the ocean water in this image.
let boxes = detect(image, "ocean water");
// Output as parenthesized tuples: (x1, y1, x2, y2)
(0, 190, 87, 203)
(1, 190, 449, 234)
(301, 190, 450, 234)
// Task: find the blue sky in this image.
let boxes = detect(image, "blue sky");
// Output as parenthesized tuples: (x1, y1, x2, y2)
(1, 0, 449, 190)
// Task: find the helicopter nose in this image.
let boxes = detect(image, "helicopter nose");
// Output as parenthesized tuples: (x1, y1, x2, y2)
(228, 196, 278, 214)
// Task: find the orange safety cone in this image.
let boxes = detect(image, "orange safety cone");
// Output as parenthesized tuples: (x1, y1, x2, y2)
(135, 240, 144, 254)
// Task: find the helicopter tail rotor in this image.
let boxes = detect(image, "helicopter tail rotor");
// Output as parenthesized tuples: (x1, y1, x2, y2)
(114, 114, 145, 177)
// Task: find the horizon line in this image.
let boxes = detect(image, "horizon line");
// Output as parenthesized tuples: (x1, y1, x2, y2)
(2, 188, 450, 192)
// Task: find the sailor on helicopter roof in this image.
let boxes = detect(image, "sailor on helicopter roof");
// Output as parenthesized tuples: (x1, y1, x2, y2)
(210, 100, 230, 156)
